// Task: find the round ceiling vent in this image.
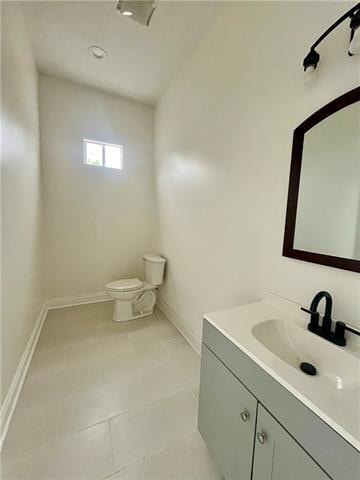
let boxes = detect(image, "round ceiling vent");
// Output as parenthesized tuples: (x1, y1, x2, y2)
(88, 46, 108, 60)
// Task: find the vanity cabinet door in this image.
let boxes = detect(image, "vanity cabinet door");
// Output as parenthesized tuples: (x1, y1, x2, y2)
(252, 405, 331, 480)
(198, 345, 257, 480)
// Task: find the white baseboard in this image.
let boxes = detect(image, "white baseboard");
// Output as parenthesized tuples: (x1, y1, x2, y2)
(47, 291, 111, 309)
(0, 301, 48, 451)
(157, 297, 201, 355)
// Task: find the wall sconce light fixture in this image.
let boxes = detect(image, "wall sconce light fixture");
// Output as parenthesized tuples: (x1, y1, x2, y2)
(303, 2, 360, 72)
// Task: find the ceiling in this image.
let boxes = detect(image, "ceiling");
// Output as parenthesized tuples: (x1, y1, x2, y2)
(21, 1, 220, 105)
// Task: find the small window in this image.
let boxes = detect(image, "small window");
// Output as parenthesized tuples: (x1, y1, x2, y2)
(83, 139, 123, 170)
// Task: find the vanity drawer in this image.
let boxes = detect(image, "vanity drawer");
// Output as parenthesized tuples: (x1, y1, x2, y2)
(202, 319, 360, 480)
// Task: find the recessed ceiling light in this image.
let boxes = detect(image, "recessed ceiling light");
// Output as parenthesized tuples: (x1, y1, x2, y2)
(88, 46, 107, 60)
(122, 10, 133, 16)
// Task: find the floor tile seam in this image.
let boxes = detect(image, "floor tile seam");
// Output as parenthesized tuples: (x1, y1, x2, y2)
(108, 387, 196, 428)
(4, 410, 119, 462)
(56, 406, 133, 439)
(1, 433, 59, 461)
(186, 384, 199, 403)
(21, 360, 106, 388)
(147, 384, 189, 404)
(54, 416, 120, 446)
(55, 370, 150, 402)
(104, 418, 117, 478)
(168, 441, 184, 480)
(26, 365, 66, 381)
(105, 423, 161, 480)
(3, 408, 104, 456)
(120, 445, 175, 478)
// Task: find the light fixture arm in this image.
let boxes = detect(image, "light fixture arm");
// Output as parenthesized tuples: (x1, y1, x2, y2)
(303, 2, 360, 71)
(310, 3, 360, 51)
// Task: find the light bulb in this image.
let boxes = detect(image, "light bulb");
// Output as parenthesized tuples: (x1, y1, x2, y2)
(122, 10, 133, 16)
(349, 25, 360, 55)
(303, 49, 320, 73)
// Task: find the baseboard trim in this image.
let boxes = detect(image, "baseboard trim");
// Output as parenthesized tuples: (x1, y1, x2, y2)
(0, 301, 48, 451)
(46, 291, 111, 310)
(157, 297, 201, 355)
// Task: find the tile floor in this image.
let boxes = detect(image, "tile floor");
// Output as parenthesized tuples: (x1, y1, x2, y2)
(1, 301, 221, 480)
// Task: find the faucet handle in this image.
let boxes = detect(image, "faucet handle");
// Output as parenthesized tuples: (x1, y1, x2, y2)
(301, 307, 316, 315)
(334, 321, 347, 346)
(300, 307, 320, 331)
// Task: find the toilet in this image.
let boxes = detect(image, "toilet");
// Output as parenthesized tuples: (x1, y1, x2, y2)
(105, 254, 166, 322)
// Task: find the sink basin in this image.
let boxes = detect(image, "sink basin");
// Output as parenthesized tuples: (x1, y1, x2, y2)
(205, 297, 360, 450)
(252, 319, 360, 390)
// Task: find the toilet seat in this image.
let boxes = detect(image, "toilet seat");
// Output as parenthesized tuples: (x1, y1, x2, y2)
(105, 278, 143, 292)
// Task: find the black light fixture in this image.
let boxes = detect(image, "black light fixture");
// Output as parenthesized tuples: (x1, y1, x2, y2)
(303, 2, 360, 72)
(349, 7, 360, 55)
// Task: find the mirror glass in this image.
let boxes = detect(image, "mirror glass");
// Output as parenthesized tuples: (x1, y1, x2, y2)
(293, 101, 360, 260)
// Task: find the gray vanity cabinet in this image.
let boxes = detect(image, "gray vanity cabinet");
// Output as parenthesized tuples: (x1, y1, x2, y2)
(252, 405, 330, 480)
(200, 319, 360, 480)
(198, 345, 258, 480)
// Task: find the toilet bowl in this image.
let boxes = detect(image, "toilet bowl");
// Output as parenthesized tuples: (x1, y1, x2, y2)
(105, 254, 166, 322)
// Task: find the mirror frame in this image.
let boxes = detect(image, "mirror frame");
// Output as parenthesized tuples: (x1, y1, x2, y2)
(283, 86, 360, 273)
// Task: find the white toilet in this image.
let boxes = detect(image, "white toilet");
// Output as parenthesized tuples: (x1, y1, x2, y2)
(105, 254, 166, 322)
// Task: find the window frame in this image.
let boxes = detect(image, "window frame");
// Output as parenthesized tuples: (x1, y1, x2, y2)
(83, 138, 123, 170)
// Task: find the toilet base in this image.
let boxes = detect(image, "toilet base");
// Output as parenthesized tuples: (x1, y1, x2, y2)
(112, 300, 154, 322)
(111, 288, 157, 322)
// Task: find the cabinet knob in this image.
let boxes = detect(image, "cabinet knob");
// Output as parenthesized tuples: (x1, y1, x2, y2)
(240, 410, 249, 422)
(257, 432, 267, 444)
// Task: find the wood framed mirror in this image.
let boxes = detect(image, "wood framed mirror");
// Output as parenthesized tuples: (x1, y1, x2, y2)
(283, 87, 360, 273)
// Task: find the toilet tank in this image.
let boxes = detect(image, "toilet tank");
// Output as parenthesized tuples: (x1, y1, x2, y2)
(143, 254, 166, 286)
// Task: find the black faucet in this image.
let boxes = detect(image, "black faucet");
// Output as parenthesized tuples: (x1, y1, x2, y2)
(301, 291, 360, 346)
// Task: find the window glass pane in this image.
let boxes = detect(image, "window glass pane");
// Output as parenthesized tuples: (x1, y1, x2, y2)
(85, 142, 103, 166)
(104, 145, 122, 169)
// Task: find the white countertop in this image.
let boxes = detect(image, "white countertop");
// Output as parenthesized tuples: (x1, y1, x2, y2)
(204, 295, 360, 452)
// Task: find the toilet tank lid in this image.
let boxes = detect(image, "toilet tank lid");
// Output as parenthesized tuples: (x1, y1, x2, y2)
(143, 254, 166, 264)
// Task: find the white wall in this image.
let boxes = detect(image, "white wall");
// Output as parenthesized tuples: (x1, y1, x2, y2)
(39, 75, 154, 299)
(1, 2, 43, 405)
(154, 1, 360, 341)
